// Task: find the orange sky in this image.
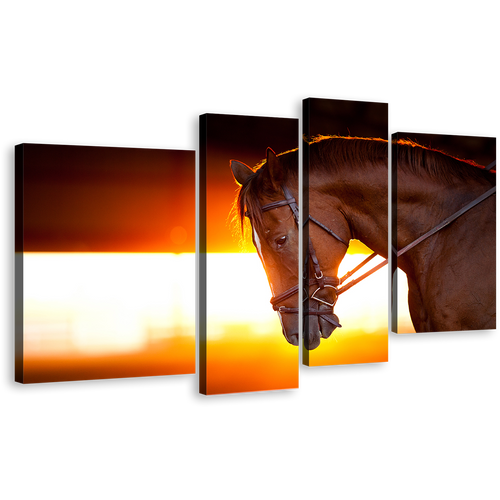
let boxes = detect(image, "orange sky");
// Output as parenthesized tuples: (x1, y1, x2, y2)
(201, 114, 299, 253)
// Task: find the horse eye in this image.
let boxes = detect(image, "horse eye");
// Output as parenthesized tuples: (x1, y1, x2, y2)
(276, 236, 287, 248)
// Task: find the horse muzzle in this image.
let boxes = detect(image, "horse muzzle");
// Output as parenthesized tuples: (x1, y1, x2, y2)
(304, 310, 342, 350)
(271, 283, 342, 349)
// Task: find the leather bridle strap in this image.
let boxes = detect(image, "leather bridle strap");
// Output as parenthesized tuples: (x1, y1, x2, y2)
(252, 186, 349, 327)
(397, 185, 496, 256)
(281, 185, 300, 221)
(278, 186, 345, 300)
(259, 186, 348, 249)
(337, 184, 497, 295)
(485, 160, 496, 171)
(308, 216, 349, 246)
(259, 198, 297, 212)
(270, 277, 340, 310)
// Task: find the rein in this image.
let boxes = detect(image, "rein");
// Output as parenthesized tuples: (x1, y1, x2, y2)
(337, 173, 497, 295)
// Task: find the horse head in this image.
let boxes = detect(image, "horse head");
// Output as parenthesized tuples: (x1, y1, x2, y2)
(230, 148, 347, 350)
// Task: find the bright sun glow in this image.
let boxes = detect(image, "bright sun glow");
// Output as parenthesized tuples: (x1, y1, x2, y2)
(207, 253, 277, 334)
(23, 251, 393, 383)
(23, 253, 195, 355)
(206, 252, 389, 339)
(24, 251, 393, 350)
(336, 253, 388, 332)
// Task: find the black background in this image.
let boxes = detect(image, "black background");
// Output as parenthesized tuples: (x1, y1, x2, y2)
(4, 66, 499, 424)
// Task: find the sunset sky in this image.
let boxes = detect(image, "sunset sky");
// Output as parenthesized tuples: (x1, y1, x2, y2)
(17, 144, 195, 383)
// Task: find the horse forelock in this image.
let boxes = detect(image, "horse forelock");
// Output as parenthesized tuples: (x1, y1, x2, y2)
(236, 170, 265, 237)
(236, 166, 280, 238)
(233, 149, 298, 241)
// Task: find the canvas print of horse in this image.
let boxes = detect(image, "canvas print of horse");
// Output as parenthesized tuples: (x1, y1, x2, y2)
(231, 99, 389, 372)
(16, 98, 498, 395)
(231, 99, 498, 382)
(397, 132, 498, 333)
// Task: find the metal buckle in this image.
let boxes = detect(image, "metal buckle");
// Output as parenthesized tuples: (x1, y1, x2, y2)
(314, 270, 323, 280)
(310, 285, 338, 308)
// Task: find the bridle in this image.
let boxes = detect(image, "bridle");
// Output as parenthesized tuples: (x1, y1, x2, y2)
(248, 185, 347, 330)
(246, 160, 496, 333)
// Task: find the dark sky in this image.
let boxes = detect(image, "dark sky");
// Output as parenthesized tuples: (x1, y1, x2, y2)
(310, 98, 390, 139)
(17, 144, 195, 252)
(201, 114, 299, 252)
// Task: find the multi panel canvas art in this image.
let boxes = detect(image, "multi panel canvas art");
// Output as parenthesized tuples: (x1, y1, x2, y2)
(13, 105, 496, 390)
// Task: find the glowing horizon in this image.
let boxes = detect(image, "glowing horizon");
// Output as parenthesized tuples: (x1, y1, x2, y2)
(21, 246, 394, 384)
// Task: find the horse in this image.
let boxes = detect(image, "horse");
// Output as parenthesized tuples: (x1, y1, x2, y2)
(231, 136, 495, 349)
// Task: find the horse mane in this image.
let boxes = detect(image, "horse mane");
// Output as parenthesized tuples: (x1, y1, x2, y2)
(308, 135, 495, 185)
(395, 138, 495, 184)
(232, 136, 495, 241)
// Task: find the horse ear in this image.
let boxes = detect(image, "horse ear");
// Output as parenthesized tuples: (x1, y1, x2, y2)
(266, 147, 283, 190)
(230, 160, 254, 186)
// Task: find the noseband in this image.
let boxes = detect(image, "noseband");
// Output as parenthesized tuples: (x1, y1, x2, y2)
(250, 185, 347, 330)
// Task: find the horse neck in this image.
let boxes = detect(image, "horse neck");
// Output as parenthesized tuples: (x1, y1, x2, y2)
(308, 163, 389, 258)
(395, 169, 494, 277)
(309, 157, 494, 264)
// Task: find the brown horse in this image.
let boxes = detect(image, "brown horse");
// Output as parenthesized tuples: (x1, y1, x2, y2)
(231, 136, 495, 349)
